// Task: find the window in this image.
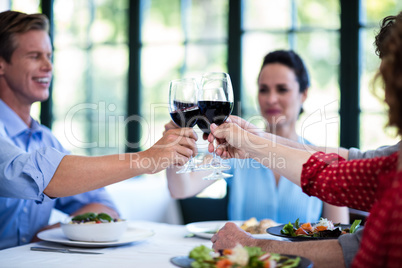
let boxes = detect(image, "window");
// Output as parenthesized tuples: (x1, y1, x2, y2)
(359, 0, 402, 150)
(50, 0, 129, 156)
(242, 0, 341, 148)
(139, 0, 229, 153)
(3, 0, 400, 156)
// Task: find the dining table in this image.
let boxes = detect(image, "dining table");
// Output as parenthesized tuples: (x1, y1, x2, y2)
(0, 220, 287, 268)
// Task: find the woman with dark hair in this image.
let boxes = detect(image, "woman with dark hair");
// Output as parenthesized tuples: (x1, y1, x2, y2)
(166, 50, 349, 224)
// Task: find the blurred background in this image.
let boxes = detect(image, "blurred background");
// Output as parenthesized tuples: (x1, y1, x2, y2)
(2, 0, 401, 223)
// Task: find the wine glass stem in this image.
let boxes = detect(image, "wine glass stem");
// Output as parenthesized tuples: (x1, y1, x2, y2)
(212, 137, 220, 166)
(188, 156, 194, 168)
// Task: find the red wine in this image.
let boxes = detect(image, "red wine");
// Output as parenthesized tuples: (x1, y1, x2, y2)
(197, 101, 233, 134)
(170, 101, 199, 128)
(173, 100, 196, 110)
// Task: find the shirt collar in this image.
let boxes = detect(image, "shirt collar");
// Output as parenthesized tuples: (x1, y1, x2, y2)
(0, 99, 43, 138)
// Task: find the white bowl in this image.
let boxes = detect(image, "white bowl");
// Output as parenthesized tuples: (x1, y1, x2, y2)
(61, 220, 128, 242)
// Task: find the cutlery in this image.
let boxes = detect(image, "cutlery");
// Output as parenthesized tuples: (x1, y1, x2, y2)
(30, 246, 103, 254)
(184, 233, 195, 238)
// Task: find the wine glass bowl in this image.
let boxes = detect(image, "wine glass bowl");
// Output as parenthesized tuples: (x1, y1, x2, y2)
(196, 72, 234, 134)
(168, 78, 200, 173)
(197, 72, 234, 180)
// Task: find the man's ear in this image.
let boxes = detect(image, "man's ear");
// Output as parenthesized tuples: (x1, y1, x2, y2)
(0, 57, 5, 76)
(301, 88, 308, 104)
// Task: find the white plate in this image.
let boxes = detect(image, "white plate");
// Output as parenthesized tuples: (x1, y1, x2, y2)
(185, 220, 278, 240)
(37, 226, 154, 248)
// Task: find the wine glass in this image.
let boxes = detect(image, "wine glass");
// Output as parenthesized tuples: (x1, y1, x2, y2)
(168, 78, 200, 173)
(197, 72, 234, 180)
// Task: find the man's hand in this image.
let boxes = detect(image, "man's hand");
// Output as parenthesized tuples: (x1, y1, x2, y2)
(163, 120, 180, 135)
(140, 128, 198, 174)
(31, 222, 60, 243)
(211, 222, 256, 251)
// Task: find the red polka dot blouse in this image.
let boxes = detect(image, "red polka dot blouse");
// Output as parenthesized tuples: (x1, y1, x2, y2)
(301, 151, 402, 268)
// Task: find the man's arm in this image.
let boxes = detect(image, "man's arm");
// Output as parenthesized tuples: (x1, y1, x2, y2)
(45, 128, 198, 197)
(1, 128, 197, 199)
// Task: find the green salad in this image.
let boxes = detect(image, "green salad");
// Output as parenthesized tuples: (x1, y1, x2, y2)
(70, 212, 118, 224)
(189, 244, 300, 268)
(281, 218, 362, 238)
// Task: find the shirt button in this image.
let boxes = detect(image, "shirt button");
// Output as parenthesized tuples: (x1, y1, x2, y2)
(21, 237, 27, 243)
(23, 207, 28, 213)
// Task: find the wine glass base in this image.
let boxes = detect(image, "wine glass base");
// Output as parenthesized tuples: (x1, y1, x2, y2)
(176, 166, 204, 174)
(197, 162, 231, 171)
(202, 170, 233, 180)
(176, 161, 205, 173)
(202, 165, 233, 180)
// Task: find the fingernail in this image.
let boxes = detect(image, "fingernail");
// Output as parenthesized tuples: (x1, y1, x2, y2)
(210, 124, 217, 131)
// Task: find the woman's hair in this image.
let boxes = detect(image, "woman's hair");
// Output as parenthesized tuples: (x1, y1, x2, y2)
(259, 50, 310, 93)
(0, 10, 49, 63)
(374, 12, 402, 59)
(380, 13, 402, 135)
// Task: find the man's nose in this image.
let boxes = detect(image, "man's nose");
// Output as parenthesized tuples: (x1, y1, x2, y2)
(41, 57, 53, 72)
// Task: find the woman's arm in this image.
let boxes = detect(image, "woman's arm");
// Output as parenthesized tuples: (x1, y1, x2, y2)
(209, 122, 312, 186)
(166, 165, 215, 199)
(301, 152, 397, 211)
(212, 222, 345, 268)
(322, 202, 350, 224)
(227, 116, 350, 159)
(163, 121, 216, 198)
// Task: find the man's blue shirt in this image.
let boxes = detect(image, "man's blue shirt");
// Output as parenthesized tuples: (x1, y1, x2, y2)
(0, 99, 117, 249)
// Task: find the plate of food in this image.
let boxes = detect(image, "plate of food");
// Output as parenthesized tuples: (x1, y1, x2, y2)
(185, 220, 241, 239)
(38, 226, 154, 248)
(186, 218, 280, 239)
(267, 218, 362, 241)
(170, 244, 313, 268)
(38, 212, 154, 247)
(60, 212, 128, 242)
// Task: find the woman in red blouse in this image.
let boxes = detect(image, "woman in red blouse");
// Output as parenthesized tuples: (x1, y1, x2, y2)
(209, 12, 402, 268)
(301, 17, 402, 265)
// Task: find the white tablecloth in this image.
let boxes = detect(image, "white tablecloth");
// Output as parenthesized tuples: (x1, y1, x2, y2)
(0, 220, 286, 268)
(0, 221, 212, 268)
(0, 221, 213, 268)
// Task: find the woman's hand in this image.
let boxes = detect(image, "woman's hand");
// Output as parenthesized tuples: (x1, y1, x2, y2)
(227, 115, 266, 137)
(207, 123, 255, 159)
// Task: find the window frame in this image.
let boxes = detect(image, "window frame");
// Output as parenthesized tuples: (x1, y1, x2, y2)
(37, 0, 377, 152)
